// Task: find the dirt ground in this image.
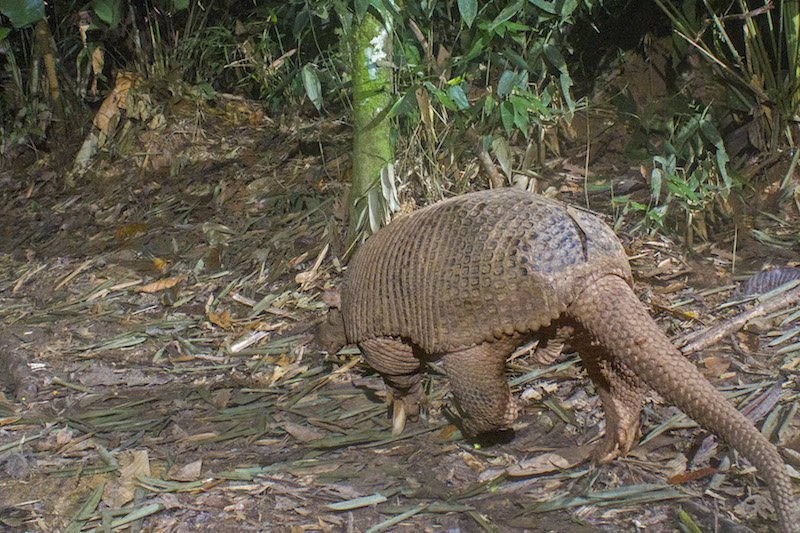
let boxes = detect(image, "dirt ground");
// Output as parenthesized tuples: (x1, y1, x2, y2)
(1, 90, 799, 533)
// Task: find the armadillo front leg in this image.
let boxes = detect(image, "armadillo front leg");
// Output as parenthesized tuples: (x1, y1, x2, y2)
(443, 339, 520, 435)
(359, 337, 422, 435)
(576, 341, 646, 463)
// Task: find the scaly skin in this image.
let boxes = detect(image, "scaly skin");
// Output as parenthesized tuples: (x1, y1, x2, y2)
(317, 188, 798, 532)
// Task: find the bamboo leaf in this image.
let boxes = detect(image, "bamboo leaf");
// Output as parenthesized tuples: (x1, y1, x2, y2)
(93, 0, 122, 28)
(491, 137, 511, 178)
(528, 0, 557, 15)
(302, 64, 323, 111)
(457, 0, 477, 27)
(500, 101, 514, 133)
(497, 70, 516, 98)
(0, 0, 44, 27)
(327, 493, 387, 510)
(448, 84, 469, 110)
(488, 0, 524, 33)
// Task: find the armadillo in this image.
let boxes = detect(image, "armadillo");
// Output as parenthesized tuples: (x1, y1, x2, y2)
(317, 188, 797, 532)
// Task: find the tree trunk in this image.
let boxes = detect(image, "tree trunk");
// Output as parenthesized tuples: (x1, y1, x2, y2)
(347, 8, 395, 248)
(34, 19, 65, 133)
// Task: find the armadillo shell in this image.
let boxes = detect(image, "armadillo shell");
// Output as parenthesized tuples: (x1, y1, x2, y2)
(341, 188, 632, 353)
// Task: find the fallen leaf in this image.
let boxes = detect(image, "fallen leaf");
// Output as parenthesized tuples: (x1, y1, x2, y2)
(460, 451, 486, 473)
(701, 356, 730, 377)
(114, 223, 148, 242)
(167, 460, 203, 481)
(94, 72, 134, 132)
(282, 422, 324, 442)
(667, 466, 717, 485)
(437, 424, 459, 440)
(208, 309, 233, 329)
(138, 276, 184, 293)
(211, 389, 232, 409)
(507, 451, 579, 476)
(152, 257, 168, 273)
(187, 432, 218, 442)
(103, 450, 151, 507)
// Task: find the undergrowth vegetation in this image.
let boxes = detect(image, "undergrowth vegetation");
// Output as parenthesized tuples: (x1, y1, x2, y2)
(1, 0, 798, 242)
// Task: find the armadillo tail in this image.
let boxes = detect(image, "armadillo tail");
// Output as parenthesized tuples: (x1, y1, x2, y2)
(570, 275, 797, 533)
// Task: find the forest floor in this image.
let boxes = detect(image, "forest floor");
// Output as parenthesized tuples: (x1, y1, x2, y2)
(1, 60, 799, 533)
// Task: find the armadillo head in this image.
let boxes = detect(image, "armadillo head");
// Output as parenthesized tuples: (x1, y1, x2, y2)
(314, 308, 347, 354)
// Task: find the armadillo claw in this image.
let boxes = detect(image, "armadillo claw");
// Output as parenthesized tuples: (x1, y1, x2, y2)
(392, 401, 407, 435)
(591, 424, 638, 464)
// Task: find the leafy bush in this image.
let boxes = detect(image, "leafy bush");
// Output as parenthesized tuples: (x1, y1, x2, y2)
(655, 0, 800, 152)
(614, 98, 736, 242)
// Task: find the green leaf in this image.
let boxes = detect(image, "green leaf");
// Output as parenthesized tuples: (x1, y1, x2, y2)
(497, 70, 516, 98)
(302, 64, 323, 111)
(522, 92, 552, 117)
(543, 44, 568, 74)
(491, 137, 511, 177)
(433, 89, 456, 110)
(528, 0, 558, 15)
(355, 0, 369, 21)
(464, 35, 486, 61)
(0, 27, 10, 41)
(700, 120, 732, 190)
(377, 0, 401, 25)
(560, 0, 579, 18)
(489, 0, 524, 33)
(504, 21, 531, 32)
(457, 0, 477, 27)
(387, 87, 417, 118)
(424, 82, 456, 110)
(500, 101, 514, 133)
(559, 72, 575, 113)
(482, 93, 494, 117)
(503, 47, 529, 70)
(195, 82, 216, 99)
(293, 6, 310, 35)
(677, 508, 703, 533)
(0, 0, 44, 28)
(333, 0, 353, 36)
(650, 167, 662, 203)
(93, 0, 122, 28)
(448, 85, 469, 110)
(513, 105, 529, 133)
(402, 42, 420, 65)
(172, 0, 189, 11)
(510, 95, 529, 116)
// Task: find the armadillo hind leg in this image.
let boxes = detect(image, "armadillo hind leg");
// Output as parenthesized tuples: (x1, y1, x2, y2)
(572, 335, 646, 463)
(359, 337, 423, 435)
(442, 338, 520, 436)
(569, 274, 798, 533)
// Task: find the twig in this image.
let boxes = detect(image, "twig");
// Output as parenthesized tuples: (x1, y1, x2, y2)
(407, 19, 434, 69)
(678, 284, 800, 354)
(465, 128, 505, 189)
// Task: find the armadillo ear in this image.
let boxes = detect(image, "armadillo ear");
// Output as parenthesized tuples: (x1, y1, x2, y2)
(321, 289, 341, 309)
